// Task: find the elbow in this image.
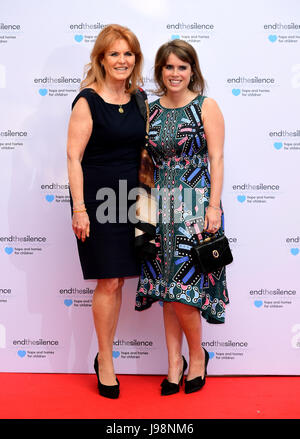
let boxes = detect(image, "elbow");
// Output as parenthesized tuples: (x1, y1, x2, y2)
(209, 153, 224, 165)
(67, 149, 83, 165)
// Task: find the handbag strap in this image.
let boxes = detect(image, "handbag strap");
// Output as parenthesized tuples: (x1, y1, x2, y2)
(133, 87, 149, 134)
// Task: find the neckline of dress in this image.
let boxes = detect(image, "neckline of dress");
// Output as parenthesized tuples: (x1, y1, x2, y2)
(158, 94, 200, 110)
(84, 88, 132, 106)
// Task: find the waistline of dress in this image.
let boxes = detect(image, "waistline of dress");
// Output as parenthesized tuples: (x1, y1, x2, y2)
(154, 155, 208, 170)
(82, 160, 139, 168)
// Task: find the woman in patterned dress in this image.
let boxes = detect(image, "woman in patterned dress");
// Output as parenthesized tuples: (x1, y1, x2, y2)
(136, 40, 229, 395)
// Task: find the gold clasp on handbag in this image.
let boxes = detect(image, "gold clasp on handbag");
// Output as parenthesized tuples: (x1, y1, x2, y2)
(212, 249, 219, 258)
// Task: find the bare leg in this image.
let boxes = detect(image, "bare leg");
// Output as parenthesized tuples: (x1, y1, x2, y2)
(92, 277, 123, 385)
(163, 302, 184, 382)
(172, 302, 205, 380)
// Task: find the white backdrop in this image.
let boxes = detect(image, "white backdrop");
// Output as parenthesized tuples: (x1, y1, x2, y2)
(1, 0, 300, 375)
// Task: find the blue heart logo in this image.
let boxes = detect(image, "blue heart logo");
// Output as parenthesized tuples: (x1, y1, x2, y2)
(64, 299, 73, 307)
(232, 88, 241, 96)
(254, 300, 263, 308)
(171, 35, 180, 40)
(291, 248, 299, 256)
(268, 35, 277, 43)
(39, 88, 48, 96)
(237, 195, 246, 203)
(18, 350, 26, 358)
(112, 351, 120, 359)
(45, 194, 55, 202)
(5, 247, 13, 255)
(273, 142, 283, 150)
(74, 34, 83, 43)
(208, 352, 215, 359)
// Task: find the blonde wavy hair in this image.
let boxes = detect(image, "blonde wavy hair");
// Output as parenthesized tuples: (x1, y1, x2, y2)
(80, 24, 143, 94)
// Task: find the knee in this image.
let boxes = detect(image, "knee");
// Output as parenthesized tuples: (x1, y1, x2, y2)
(97, 278, 123, 294)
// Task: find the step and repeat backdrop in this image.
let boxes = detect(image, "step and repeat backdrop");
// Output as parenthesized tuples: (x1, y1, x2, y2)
(1, 0, 300, 375)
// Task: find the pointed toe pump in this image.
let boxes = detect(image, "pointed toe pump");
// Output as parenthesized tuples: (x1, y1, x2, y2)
(161, 355, 188, 396)
(94, 354, 120, 399)
(185, 348, 209, 394)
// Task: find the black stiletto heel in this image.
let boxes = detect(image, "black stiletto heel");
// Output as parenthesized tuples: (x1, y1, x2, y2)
(184, 348, 209, 394)
(161, 355, 188, 396)
(94, 354, 120, 399)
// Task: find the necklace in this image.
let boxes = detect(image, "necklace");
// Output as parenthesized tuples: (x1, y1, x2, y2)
(118, 104, 124, 114)
(161, 91, 197, 109)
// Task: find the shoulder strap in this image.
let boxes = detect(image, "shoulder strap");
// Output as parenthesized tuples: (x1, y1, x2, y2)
(197, 95, 206, 109)
(133, 88, 149, 134)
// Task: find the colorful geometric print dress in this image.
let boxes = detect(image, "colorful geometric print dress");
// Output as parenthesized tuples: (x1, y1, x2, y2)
(135, 95, 229, 324)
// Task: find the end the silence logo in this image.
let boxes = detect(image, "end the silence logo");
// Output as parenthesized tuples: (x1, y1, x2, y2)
(69, 23, 106, 44)
(34, 76, 81, 98)
(232, 89, 241, 96)
(18, 350, 26, 358)
(233, 183, 280, 205)
(64, 299, 73, 307)
(237, 195, 246, 203)
(41, 183, 70, 205)
(228, 76, 276, 97)
(265, 23, 300, 44)
(45, 194, 54, 202)
(286, 236, 300, 256)
(4, 246, 14, 255)
(74, 34, 83, 43)
(254, 300, 263, 308)
(166, 22, 214, 44)
(269, 128, 300, 151)
(268, 35, 277, 43)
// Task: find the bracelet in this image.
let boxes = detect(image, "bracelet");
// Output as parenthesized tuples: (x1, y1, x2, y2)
(208, 205, 221, 211)
(73, 209, 87, 213)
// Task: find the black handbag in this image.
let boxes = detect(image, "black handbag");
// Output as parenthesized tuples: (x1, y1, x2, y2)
(191, 232, 233, 274)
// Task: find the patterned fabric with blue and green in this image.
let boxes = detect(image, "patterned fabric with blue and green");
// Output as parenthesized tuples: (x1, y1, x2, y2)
(135, 95, 229, 324)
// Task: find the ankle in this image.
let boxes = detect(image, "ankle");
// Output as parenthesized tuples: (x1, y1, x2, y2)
(168, 354, 184, 369)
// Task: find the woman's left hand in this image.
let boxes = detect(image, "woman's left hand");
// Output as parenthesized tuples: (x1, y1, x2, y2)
(204, 205, 222, 233)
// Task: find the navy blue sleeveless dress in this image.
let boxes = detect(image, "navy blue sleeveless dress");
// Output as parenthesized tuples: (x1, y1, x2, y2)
(71, 88, 146, 279)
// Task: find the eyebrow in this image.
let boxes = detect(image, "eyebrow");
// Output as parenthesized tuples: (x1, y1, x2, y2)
(107, 50, 133, 53)
(165, 63, 188, 67)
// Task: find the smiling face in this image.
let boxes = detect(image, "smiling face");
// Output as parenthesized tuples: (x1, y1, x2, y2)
(161, 52, 193, 95)
(100, 38, 136, 84)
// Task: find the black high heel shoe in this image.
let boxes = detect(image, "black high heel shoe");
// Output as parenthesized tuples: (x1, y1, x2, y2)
(184, 348, 209, 394)
(161, 355, 188, 396)
(94, 354, 120, 399)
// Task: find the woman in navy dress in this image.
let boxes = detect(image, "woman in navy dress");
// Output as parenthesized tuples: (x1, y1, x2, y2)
(67, 24, 146, 398)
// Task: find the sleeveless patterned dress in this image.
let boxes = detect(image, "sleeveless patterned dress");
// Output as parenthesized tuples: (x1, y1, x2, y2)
(135, 95, 229, 324)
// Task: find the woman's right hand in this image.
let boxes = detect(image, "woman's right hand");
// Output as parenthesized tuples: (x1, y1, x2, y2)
(72, 211, 90, 242)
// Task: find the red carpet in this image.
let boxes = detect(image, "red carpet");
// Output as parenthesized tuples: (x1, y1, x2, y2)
(1, 373, 300, 419)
